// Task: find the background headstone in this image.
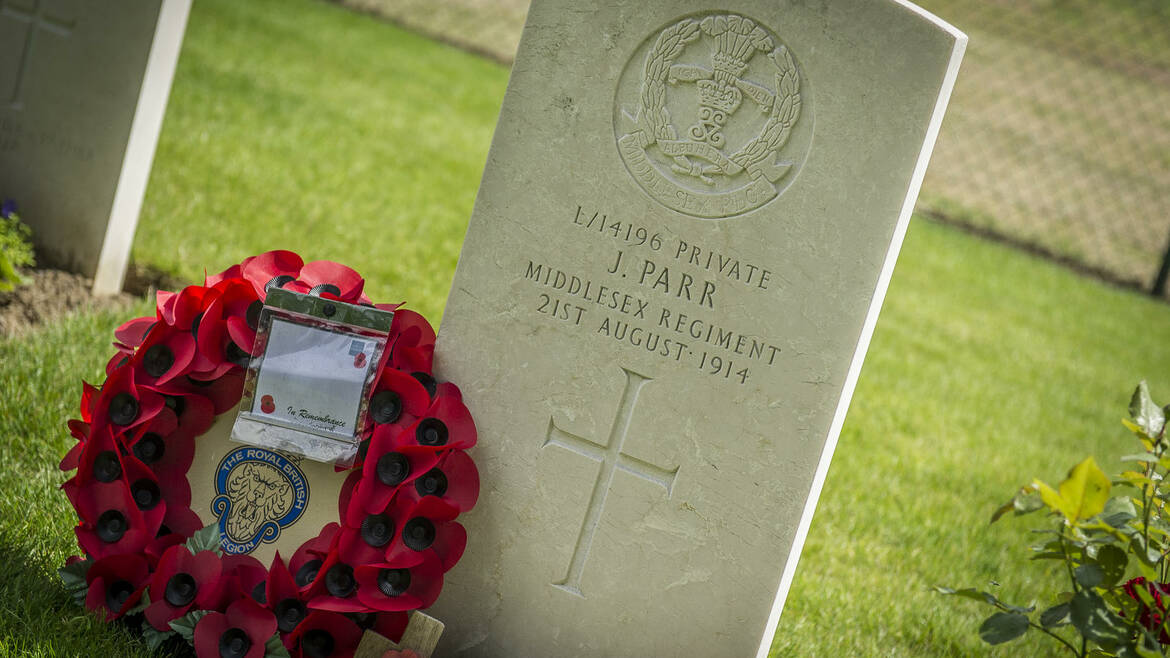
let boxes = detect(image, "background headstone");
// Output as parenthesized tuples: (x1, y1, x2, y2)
(432, 0, 965, 655)
(0, 0, 191, 295)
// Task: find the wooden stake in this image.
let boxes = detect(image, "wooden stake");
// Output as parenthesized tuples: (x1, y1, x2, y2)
(354, 611, 445, 658)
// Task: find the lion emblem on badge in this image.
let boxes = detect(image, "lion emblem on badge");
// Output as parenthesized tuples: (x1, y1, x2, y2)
(614, 13, 811, 219)
(212, 447, 309, 554)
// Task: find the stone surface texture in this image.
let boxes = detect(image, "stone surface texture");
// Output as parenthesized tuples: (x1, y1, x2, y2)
(432, 1, 964, 655)
(0, 0, 189, 293)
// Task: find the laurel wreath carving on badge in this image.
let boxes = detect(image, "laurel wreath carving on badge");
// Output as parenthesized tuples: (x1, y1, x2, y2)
(616, 13, 805, 218)
(57, 251, 478, 658)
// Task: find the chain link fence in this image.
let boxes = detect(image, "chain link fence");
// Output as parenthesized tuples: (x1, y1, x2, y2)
(342, 0, 1170, 294)
(916, 0, 1170, 294)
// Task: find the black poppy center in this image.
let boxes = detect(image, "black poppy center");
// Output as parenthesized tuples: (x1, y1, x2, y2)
(415, 468, 448, 498)
(377, 568, 412, 597)
(164, 572, 197, 607)
(402, 517, 436, 551)
(142, 344, 175, 378)
(105, 579, 135, 611)
(415, 418, 448, 447)
(360, 513, 394, 548)
(108, 392, 139, 426)
(246, 300, 263, 330)
(324, 563, 355, 598)
(164, 394, 185, 416)
(410, 371, 437, 398)
(225, 341, 251, 367)
(375, 452, 411, 487)
(309, 283, 342, 297)
(302, 629, 335, 658)
(93, 450, 122, 482)
(219, 627, 251, 658)
(294, 559, 322, 588)
(346, 611, 376, 630)
(133, 433, 166, 465)
(131, 478, 161, 510)
(369, 390, 403, 425)
(96, 510, 128, 543)
(265, 274, 295, 293)
(251, 579, 267, 604)
(274, 597, 306, 633)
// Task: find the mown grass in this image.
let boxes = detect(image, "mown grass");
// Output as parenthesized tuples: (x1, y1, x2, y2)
(4, 0, 1170, 655)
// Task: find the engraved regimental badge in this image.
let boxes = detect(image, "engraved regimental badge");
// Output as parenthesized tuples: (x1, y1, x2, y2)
(212, 446, 309, 554)
(615, 13, 811, 219)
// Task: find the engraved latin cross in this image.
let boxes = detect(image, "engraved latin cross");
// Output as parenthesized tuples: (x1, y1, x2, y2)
(542, 367, 680, 598)
(1, 0, 76, 109)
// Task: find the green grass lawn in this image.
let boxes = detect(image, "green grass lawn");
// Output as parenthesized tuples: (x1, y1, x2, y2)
(4, 0, 1170, 655)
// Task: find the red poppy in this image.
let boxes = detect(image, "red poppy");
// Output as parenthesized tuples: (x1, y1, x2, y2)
(289, 524, 340, 593)
(88, 366, 166, 435)
(364, 368, 431, 436)
(304, 550, 364, 613)
(145, 544, 223, 630)
(85, 553, 151, 621)
(241, 250, 305, 299)
(297, 260, 366, 304)
(193, 597, 276, 658)
(219, 553, 269, 608)
(380, 496, 465, 572)
(72, 479, 156, 561)
(353, 552, 443, 612)
(389, 393, 476, 453)
(386, 310, 435, 373)
(114, 315, 156, 350)
(131, 320, 197, 386)
(399, 449, 479, 514)
(286, 610, 363, 658)
(348, 443, 438, 527)
(266, 552, 311, 643)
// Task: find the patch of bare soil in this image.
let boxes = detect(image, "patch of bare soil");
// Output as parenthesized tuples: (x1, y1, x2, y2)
(0, 268, 132, 339)
(0, 264, 183, 339)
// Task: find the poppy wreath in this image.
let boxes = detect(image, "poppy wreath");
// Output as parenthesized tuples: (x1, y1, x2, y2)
(57, 251, 479, 658)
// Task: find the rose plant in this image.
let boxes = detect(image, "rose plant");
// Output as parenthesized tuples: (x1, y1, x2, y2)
(939, 382, 1170, 656)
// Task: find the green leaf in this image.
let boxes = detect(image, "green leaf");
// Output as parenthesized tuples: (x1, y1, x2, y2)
(124, 590, 150, 617)
(978, 612, 1029, 645)
(1097, 544, 1128, 587)
(58, 559, 91, 607)
(1131, 534, 1162, 566)
(1039, 602, 1070, 628)
(1075, 563, 1105, 588)
(934, 586, 998, 607)
(1070, 589, 1128, 649)
(169, 609, 210, 643)
(185, 523, 223, 556)
(991, 486, 1043, 523)
(142, 623, 175, 652)
(1131, 381, 1165, 437)
(264, 633, 292, 658)
(1043, 457, 1111, 523)
(1102, 497, 1138, 528)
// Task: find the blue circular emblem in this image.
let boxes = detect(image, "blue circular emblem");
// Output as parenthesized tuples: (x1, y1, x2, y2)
(212, 447, 309, 555)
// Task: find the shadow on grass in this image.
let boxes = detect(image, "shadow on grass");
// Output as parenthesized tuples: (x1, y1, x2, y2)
(0, 537, 189, 657)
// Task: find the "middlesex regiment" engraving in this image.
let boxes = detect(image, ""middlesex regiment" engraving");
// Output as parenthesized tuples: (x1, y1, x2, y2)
(615, 12, 808, 219)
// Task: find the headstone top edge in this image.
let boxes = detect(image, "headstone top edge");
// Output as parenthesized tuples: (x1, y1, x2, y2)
(891, 0, 969, 44)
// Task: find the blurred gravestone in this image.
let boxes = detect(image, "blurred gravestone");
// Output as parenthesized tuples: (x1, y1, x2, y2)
(432, 0, 966, 655)
(0, 0, 191, 294)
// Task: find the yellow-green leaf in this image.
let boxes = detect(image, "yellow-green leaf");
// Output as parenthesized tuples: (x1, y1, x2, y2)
(1059, 457, 1111, 522)
(1033, 480, 1069, 519)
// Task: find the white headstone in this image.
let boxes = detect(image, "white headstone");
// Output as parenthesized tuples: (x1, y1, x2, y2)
(0, 0, 191, 295)
(431, 0, 966, 655)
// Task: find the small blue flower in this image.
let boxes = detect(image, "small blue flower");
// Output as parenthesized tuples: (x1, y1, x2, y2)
(0, 199, 16, 219)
